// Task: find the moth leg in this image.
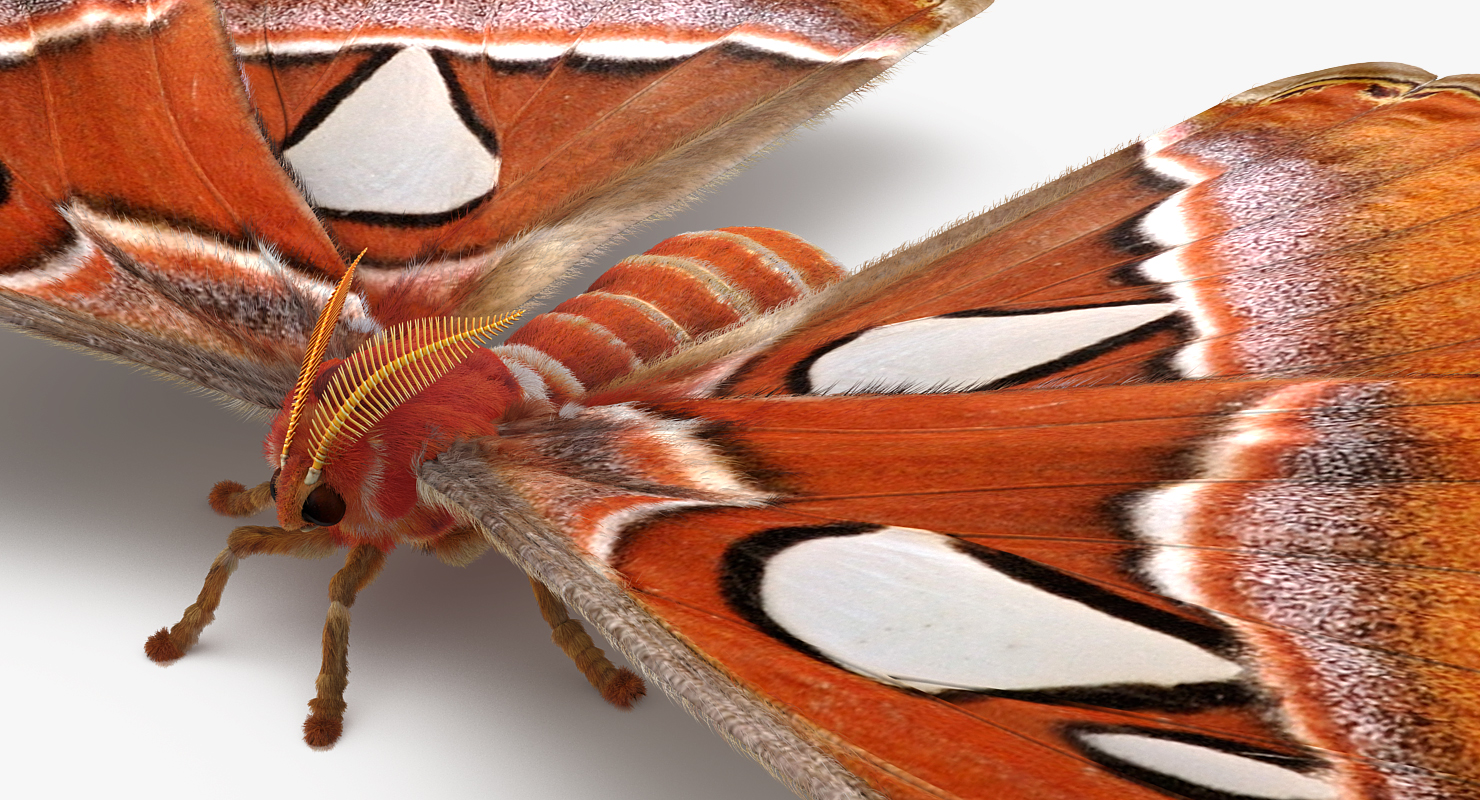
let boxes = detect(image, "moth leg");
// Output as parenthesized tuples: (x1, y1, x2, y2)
(303, 543, 387, 748)
(145, 525, 338, 663)
(528, 576, 646, 708)
(207, 478, 274, 517)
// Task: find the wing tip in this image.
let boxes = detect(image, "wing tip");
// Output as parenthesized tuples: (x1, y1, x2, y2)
(1231, 62, 1436, 105)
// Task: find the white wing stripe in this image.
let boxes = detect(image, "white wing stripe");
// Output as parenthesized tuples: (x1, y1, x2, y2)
(233, 35, 907, 65)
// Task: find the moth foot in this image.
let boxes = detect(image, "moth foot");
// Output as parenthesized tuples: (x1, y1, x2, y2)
(601, 667, 647, 709)
(209, 479, 274, 517)
(144, 628, 185, 663)
(303, 712, 343, 749)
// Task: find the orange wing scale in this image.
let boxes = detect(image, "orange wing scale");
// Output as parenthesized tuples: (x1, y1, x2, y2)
(685, 67, 1453, 397)
(228, 0, 987, 308)
(461, 65, 1480, 800)
(0, 0, 343, 273)
(608, 386, 1304, 800)
(0, 0, 989, 406)
(11, 0, 1480, 796)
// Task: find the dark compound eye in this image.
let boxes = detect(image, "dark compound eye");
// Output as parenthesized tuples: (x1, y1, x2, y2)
(302, 483, 346, 527)
(269, 468, 281, 501)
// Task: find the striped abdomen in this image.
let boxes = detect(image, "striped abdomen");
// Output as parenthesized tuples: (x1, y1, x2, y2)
(493, 227, 842, 410)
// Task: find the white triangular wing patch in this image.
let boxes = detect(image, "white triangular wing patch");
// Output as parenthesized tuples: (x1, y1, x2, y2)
(283, 47, 499, 216)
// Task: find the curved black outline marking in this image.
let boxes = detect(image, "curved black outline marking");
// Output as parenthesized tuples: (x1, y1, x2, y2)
(719, 522, 877, 664)
(281, 47, 500, 227)
(564, 48, 697, 76)
(720, 524, 1250, 714)
(953, 539, 1237, 656)
(1131, 156, 1189, 195)
(57, 195, 261, 253)
(1066, 724, 1330, 800)
(780, 327, 862, 395)
(485, 57, 560, 76)
(1107, 205, 1167, 257)
(314, 192, 491, 227)
(0, 226, 79, 277)
(1361, 81, 1412, 100)
(260, 35, 851, 231)
(782, 300, 1185, 395)
(281, 48, 396, 150)
(978, 681, 1254, 714)
(0, 159, 12, 206)
(430, 50, 500, 156)
(1108, 159, 1189, 284)
(254, 37, 830, 77)
(1140, 315, 1197, 382)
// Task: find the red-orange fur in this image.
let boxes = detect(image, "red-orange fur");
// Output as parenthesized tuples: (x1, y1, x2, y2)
(645, 230, 822, 307)
(500, 229, 843, 396)
(268, 347, 519, 548)
(716, 227, 843, 290)
(543, 292, 685, 362)
(588, 260, 744, 335)
(600, 669, 646, 709)
(505, 312, 639, 388)
(302, 714, 342, 749)
(144, 629, 185, 663)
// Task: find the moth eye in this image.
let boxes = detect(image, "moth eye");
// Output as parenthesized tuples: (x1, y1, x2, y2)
(302, 484, 346, 527)
(269, 468, 281, 501)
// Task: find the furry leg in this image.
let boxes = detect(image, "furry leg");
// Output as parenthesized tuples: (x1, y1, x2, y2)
(208, 479, 274, 517)
(303, 544, 387, 748)
(145, 525, 338, 663)
(529, 575, 646, 708)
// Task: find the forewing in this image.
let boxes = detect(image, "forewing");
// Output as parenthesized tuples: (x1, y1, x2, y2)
(594, 62, 1480, 400)
(0, 0, 360, 408)
(225, 0, 995, 319)
(423, 65, 1480, 800)
(0, 0, 992, 407)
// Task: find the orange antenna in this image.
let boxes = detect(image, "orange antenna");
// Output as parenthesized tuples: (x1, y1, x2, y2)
(280, 251, 364, 469)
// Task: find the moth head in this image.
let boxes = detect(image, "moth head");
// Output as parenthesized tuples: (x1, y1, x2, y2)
(266, 256, 522, 531)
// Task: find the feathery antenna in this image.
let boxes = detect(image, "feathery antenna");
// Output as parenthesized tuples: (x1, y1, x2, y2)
(301, 313, 523, 484)
(281, 252, 364, 468)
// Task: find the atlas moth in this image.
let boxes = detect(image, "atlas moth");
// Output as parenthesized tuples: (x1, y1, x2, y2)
(2, 0, 1479, 798)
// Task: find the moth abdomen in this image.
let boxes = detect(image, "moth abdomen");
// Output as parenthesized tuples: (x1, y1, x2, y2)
(496, 227, 843, 404)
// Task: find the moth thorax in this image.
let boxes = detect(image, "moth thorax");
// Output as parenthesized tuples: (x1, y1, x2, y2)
(291, 314, 520, 483)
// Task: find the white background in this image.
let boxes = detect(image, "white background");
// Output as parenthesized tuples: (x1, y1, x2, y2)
(1, 1, 1473, 799)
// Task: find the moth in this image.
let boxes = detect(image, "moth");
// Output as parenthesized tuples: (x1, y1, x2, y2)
(2, 1, 1480, 798)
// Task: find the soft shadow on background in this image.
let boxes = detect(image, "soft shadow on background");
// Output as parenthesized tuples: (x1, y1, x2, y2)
(2, 1, 1475, 798)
